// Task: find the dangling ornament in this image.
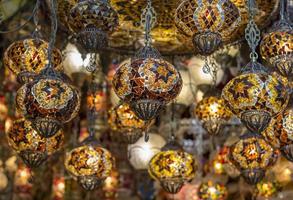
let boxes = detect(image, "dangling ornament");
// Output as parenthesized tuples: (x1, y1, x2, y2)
(15, 0, 81, 138)
(222, 0, 289, 133)
(229, 132, 278, 184)
(262, 105, 293, 162)
(6, 119, 64, 168)
(108, 103, 148, 144)
(68, 0, 118, 53)
(113, 0, 182, 121)
(194, 93, 231, 135)
(148, 141, 197, 194)
(64, 135, 115, 190)
(260, 0, 292, 78)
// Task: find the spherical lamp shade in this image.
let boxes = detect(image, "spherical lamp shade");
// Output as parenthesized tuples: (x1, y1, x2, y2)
(222, 69, 289, 133)
(108, 103, 147, 144)
(68, 0, 118, 52)
(148, 148, 197, 194)
(229, 132, 278, 184)
(262, 108, 293, 162)
(128, 133, 166, 170)
(198, 181, 228, 200)
(64, 141, 115, 191)
(3, 39, 63, 83)
(194, 96, 231, 135)
(113, 58, 182, 121)
(6, 119, 64, 168)
(175, 0, 241, 55)
(16, 76, 81, 138)
(260, 26, 293, 78)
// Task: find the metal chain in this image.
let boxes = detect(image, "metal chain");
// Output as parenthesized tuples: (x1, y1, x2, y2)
(32, 0, 41, 39)
(47, 0, 58, 68)
(141, 0, 157, 47)
(245, 0, 260, 62)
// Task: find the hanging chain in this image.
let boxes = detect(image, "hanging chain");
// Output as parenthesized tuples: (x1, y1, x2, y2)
(32, 0, 41, 39)
(47, 0, 58, 69)
(203, 57, 219, 86)
(274, 0, 292, 29)
(141, 0, 157, 47)
(170, 100, 176, 141)
(245, 0, 260, 62)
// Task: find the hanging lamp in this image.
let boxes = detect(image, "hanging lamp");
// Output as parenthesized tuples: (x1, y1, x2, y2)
(148, 103, 197, 194)
(260, 0, 293, 78)
(229, 132, 278, 184)
(112, 0, 182, 121)
(194, 91, 231, 135)
(15, 0, 81, 138)
(222, 0, 289, 134)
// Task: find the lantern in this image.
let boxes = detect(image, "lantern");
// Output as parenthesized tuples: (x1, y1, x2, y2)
(148, 143, 197, 194)
(194, 95, 231, 135)
(16, 71, 81, 138)
(175, 0, 241, 55)
(3, 38, 63, 83)
(128, 133, 166, 170)
(229, 132, 278, 184)
(262, 108, 293, 162)
(260, 0, 293, 78)
(222, 63, 289, 134)
(198, 181, 228, 200)
(68, 0, 118, 53)
(113, 58, 182, 121)
(64, 137, 115, 191)
(108, 103, 147, 144)
(6, 119, 64, 168)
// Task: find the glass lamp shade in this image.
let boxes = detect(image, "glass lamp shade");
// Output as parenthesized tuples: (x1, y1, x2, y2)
(198, 181, 228, 200)
(256, 180, 281, 199)
(64, 142, 115, 191)
(108, 103, 147, 144)
(113, 58, 183, 121)
(187, 57, 224, 86)
(175, 0, 241, 55)
(222, 70, 289, 133)
(148, 149, 197, 194)
(260, 27, 293, 78)
(262, 108, 293, 162)
(3, 38, 63, 83)
(229, 132, 278, 184)
(127, 133, 166, 170)
(6, 119, 64, 168)
(194, 96, 231, 135)
(16, 76, 81, 138)
(68, 0, 119, 52)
